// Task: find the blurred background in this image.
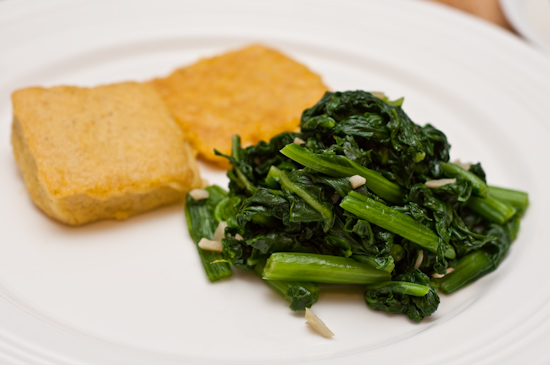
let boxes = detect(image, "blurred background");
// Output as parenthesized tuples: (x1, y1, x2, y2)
(431, 0, 514, 31)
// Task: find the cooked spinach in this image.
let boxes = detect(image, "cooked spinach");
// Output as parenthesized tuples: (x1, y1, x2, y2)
(187, 90, 529, 322)
(184, 185, 233, 282)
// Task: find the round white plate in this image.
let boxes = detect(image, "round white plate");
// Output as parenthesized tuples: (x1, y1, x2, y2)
(500, 0, 550, 53)
(1, 0, 550, 364)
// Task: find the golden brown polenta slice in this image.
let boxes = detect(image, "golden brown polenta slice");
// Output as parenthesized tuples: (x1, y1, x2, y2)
(11, 82, 202, 226)
(151, 44, 328, 167)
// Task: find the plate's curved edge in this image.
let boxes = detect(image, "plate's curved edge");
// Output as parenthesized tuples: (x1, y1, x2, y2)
(499, 0, 550, 53)
(1, 0, 550, 364)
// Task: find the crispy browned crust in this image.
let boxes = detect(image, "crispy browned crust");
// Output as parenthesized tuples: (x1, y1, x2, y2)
(151, 44, 328, 168)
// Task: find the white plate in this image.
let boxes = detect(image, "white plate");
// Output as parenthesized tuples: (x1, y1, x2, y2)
(1, 0, 550, 364)
(500, 0, 550, 53)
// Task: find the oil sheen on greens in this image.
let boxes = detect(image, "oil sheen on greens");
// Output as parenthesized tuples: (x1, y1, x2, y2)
(185, 90, 528, 322)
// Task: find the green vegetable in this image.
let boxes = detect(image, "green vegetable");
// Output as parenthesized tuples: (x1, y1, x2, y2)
(253, 260, 320, 311)
(433, 251, 492, 294)
(488, 185, 529, 215)
(440, 162, 488, 197)
(365, 270, 440, 322)
(185, 90, 528, 322)
(467, 195, 516, 224)
(184, 186, 233, 282)
(433, 223, 514, 293)
(365, 280, 430, 297)
(340, 191, 456, 259)
(269, 165, 334, 232)
(262, 252, 391, 284)
(280, 143, 405, 204)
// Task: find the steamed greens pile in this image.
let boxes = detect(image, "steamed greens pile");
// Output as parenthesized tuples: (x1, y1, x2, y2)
(185, 90, 528, 322)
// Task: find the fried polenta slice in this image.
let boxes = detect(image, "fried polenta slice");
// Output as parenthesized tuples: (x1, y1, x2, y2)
(151, 44, 328, 167)
(11, 82, 202, 225)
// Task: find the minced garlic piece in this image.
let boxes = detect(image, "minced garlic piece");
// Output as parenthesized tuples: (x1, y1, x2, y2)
(198, 238, 223, 252)
(189, 188, 209, 200)
(424, 178, 456, 188)
(432, 267, 455, 278)
(305, 308, 334, 338)
(213, 221, 228, 242)
(349, 175, 366, 189)
(370, 91, 386, 99)
(452, 159, 472, 170)
(414, 250, 424, 270)
(293, 137, 306, 145)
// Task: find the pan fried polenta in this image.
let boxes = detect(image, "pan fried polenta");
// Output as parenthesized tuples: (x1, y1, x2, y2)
(11, 82, 202, 225)
(151, 44, 328, 167)
(10, 44, 327, 225)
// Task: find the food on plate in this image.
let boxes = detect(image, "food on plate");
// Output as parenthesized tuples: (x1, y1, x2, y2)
(185, 90, 529, 323)
(185, 185, 233, 282)
(185, 185, 321, 310)
(151, 44, 328, 167)
(11, 82, 201, 225)
(305, 308, 334, 338)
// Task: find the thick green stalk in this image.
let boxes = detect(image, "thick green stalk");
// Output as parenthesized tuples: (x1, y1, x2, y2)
(340, 191, 456, 259)
(357, 255, 395, 274)
(488, 185, 529, 214)
(280, 143, 405, 204)
(185, 186, 233, 282)
(262, 252, 391, 284)
(440, 162, 488, 197)
(467, 195, 517, 224)
(364, 281, 430, 296)
(433, 251, 493, 294)
(506, 216, 521, 241)
(269, 165, 333, 232)
(253, 261, 320, 311)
